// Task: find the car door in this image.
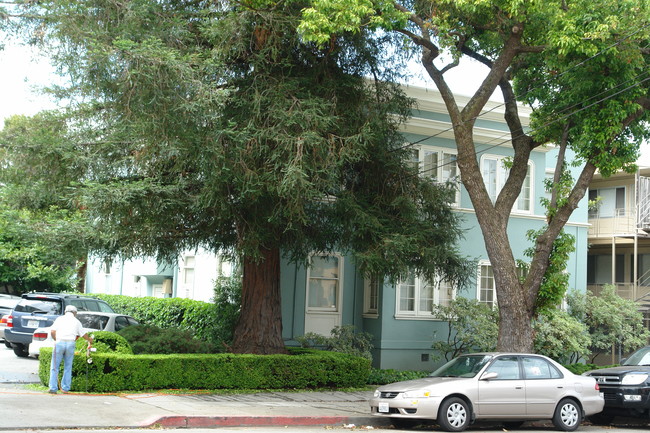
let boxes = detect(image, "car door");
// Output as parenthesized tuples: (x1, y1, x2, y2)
(477, 355, 526, 417)
(522, 356, 565, 416)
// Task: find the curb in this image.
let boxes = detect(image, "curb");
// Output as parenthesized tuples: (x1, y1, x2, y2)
(145, 415, 392, 428)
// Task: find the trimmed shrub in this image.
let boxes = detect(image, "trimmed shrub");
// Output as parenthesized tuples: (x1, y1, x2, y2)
(38, 331, 133, 391)
(117, 324, 217, 354)
(39, 347, 370, 392)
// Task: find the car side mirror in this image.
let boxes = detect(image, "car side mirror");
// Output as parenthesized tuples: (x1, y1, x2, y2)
(480, 372, 498, 381)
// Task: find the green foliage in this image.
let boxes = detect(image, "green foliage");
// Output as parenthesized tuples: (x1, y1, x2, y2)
(367, 368, 430, 385)
(0, 203, 81, 294)
(533, 309, 590, 364)
(211, 275, 242, 346)
(39, 348, 370, 392)
(524, 228, 575, 313)
(431, 297, 499, 361)
(117, 325, 217, 355)
(295, 324, 374, 360)
(567, 285, 650, 363)
(94, 293, 234, 348)
(85, 330, 134, 355)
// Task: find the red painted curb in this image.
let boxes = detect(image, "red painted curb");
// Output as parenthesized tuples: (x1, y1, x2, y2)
(150, 415, 352, 428)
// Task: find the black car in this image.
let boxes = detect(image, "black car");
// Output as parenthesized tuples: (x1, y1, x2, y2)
(4, 292, 114, 357)
(584, 345, 650, 423)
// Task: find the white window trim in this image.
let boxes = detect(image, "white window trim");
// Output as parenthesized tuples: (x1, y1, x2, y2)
(363, 277, 379, 318)
(395, 274, 456, 320)
(411, 145, 461, 207)
(480, 154, 533, 214)
(306, 253, 343, 313)
(477, 260, 497, 308)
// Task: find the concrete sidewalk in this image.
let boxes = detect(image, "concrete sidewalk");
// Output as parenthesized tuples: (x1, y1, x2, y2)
(0, 383, 386, 430)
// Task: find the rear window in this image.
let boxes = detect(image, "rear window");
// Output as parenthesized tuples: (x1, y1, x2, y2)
(14, 299, 62, 315)
(78, 314, 109, 330)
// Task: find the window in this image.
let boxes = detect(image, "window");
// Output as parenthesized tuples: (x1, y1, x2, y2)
(363, 276, 380, 316)
(588, 187, 626, 218)
(485, 356, 521, 380)
(411, 146, 460, 205)
(181, 256, 195, 297)
(307, 254, 341, 311)
(478, 262, 497, 308)
(522, 356, 562, 379)
(396, 273, 455, 318)
(481, 156, 532, 213)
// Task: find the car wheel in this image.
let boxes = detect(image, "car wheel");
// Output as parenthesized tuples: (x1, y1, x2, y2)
(587, 413, 614, 426)
(390, 418, 420, 429)
(438, 397, 470, 432)
(12, 343, 29, 358)
(4, 340, 11, 348)
(552, 398, 582, 431)
(503, 421, 525, 429)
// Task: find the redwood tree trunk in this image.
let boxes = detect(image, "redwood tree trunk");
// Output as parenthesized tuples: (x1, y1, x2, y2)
(231, 246, 287, 354)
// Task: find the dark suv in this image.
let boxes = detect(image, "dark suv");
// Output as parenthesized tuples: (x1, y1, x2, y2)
(584, 345, 650, 423)
(4, 292, 114, 357)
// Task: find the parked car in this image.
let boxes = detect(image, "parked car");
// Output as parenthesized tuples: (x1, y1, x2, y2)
(0, 294, 21, 316)
(369, 353, 604, 432)
(584, 345, 650, 424)
(0, 314, 10, 348)
(29, 311, 139, 358)
(4, 292, 114, 358)
(0, 295, 21, 348)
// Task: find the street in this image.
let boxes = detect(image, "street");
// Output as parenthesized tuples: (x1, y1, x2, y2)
(0, 343, 40, 384)
(1, 346, 650, 433)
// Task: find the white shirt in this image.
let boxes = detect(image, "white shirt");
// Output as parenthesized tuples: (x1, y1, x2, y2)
(51, 312, 85, 342)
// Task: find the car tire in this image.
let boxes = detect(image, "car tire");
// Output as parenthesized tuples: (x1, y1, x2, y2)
(438, 397, 470, 432)
(552, 398, 582, 431)
(4, 340, 11, 348)
(12, 343, 29, 358)
(587, 413, 614, 426)
(390, 418, 420, 429)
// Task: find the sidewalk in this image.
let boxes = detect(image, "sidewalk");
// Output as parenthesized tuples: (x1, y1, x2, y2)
(0, 383, 387, 430)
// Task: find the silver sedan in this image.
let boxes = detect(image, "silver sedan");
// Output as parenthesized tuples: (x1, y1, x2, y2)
(369, 353, 604, 432)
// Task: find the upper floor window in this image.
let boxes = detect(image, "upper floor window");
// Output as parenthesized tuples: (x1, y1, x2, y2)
(588, 187, 625, 218)
(396, 272, 455, 318)
(410, 146, 460, 206)
(481, 156, 532, 213)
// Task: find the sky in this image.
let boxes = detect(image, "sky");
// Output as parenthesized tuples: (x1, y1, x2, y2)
(1, 42, 647, 165)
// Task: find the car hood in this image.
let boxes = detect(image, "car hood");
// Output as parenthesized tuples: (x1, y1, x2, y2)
(378, 376, 474, 392)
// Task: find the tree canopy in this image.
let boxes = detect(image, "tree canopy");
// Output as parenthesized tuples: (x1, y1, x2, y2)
(0, 0, 470, 353)
(300, 0, 650, 351)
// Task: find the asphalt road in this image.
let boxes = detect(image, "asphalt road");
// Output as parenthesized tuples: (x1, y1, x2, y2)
(0, 344, 40, 384)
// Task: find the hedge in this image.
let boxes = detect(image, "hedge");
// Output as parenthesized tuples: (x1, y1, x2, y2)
(39, 347, 371, 392)
(92, 294, 229, 346)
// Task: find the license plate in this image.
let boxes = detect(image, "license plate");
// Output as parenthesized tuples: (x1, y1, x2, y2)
(379, 402, 389, 413)
(27, 320, 40, 328)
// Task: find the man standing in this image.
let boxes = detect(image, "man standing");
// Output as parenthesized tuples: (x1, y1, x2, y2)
(48, 305, 93, 394)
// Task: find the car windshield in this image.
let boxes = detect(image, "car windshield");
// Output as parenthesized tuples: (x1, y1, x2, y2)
(430, 355, 492, 378)
(623, 346, 650, 366)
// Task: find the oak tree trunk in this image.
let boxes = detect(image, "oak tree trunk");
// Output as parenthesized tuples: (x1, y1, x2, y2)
(231, 246, 288, 354)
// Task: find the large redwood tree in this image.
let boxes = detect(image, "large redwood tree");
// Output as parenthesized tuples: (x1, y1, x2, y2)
(1, 0, 470, 354)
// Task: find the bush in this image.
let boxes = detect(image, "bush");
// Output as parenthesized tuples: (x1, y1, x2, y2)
(38, 331, 133, 391)
(93, 292, 234, 348)
(295, 325, 374, 360)
(40, 347, 371, 392)
(118, 324, 217, 354)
